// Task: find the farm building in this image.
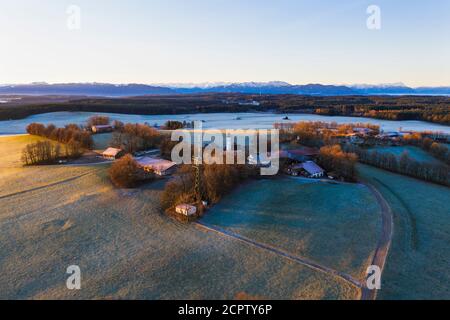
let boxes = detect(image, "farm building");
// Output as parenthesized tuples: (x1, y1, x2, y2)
(102, 147, 124, 160)
(135, 156, 177, 176)
(274, 147, 319, 163)
(175, 204, 197, 216)
(353, 127, 374, 135)
(92, 125, 113, 133)
(291, 161, 325, 178)
(378, 132, 400, 139)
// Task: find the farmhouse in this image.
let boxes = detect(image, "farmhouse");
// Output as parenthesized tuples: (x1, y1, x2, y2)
(102, 147, 124, 160)
(92, 125, 113, 133)
(136, 156, 177, 176)
(291, 161, 325, 178)
(175, 204, 197, 216)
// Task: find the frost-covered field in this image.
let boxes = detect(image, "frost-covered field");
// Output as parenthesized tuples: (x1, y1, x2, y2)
(358, 165, 450, 299)
(202, 178, 381, 281)
(1, 111, 449, 134)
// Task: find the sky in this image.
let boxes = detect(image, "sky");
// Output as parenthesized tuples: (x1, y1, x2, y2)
(0, 0, 449, 87)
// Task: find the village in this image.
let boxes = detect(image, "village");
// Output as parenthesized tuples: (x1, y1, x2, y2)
(84, 117, 449, 222)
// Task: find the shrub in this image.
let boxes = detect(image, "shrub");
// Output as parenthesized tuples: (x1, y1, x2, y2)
(346, 144, 449, 186)
(108, 154, 142, 188)
(160, 163, 258, 211)
(318, 145, 358, 181)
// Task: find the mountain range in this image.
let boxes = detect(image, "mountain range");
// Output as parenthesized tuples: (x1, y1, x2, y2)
(0, 82, 449, 97)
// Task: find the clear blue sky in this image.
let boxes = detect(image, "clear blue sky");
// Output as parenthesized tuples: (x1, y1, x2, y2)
(0, 0, 449, 86)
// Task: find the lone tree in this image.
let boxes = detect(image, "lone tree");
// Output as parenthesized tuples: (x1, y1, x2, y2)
(108, 154, 141, 188)
(164, 121, 184, 130)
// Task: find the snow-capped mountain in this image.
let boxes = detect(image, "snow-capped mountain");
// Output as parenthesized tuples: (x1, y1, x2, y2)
(0, 82, 449, 96)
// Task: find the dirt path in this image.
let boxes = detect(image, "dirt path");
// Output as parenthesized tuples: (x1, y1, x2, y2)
(360, 182, 394, 300)
(195, 221, 363, 289)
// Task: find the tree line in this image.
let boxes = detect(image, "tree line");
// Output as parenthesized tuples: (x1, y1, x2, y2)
(22, 140, 84, 165)
(2, 94, 448, 125)
(111, 122, 161, 154)
(318, 145, 358, 181)
(26, 122, 93, 149)
(345, 145, 449, 186)
(401, 133, 450, 165)
(160, 164, 259, 213)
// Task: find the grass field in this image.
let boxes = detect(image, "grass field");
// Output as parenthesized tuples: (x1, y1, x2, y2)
(369, 145, 443, 165)
(0, 135, 98, 197)
(202, 178, 382, 281)
(0, 135, 359, 299)
(358, 164, 450, 299)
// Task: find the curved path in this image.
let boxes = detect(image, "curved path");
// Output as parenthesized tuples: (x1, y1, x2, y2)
(360, 182, 394, 300)
(195, 221, 363, 289)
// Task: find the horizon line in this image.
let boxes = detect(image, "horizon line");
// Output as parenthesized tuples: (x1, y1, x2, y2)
(1, 81, 450, 88)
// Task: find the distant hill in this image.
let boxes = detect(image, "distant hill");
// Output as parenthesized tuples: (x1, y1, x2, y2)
(0, 82, 449, 96)
(0, 83, 176, 97)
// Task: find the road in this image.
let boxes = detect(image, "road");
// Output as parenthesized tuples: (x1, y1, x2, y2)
(360, 182, 394, 300)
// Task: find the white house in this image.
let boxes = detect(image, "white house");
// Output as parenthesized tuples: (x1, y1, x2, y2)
(291, 161, 325, 178)
(301, 161, 325, 178)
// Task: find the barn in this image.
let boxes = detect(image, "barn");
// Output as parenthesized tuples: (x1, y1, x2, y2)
(135, 156, 177, 176)
(102, 147, 124, 160)
(291, 161, 325, 178)
(92, 125, 113, 133)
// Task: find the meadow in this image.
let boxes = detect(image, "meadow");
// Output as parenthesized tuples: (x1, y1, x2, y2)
(358, 164, 450, 299)
(202, 177, 382, 281)
(0, 135, 359, 299)
(92, 133, 113, 151)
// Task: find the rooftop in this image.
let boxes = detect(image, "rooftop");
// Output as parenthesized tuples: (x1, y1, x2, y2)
(92, 124, 113, 129)
(292, 161, 324, 175)
(102, 147, 122, 157)
(135, 156, 177, 172)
